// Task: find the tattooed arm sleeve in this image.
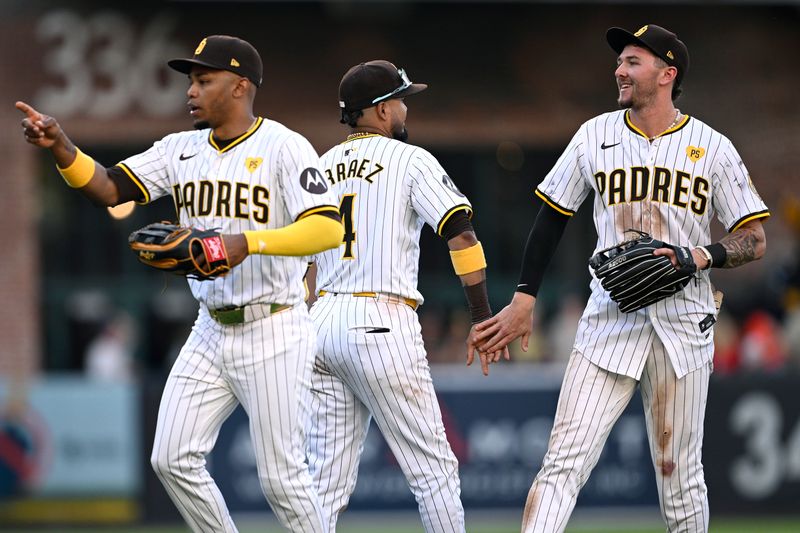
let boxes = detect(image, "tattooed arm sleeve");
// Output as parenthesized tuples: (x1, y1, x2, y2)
(719, 219, 767, 268)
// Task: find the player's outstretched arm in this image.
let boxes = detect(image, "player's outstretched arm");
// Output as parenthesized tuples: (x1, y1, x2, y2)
(204, 213, 343, 274)
(445, 227, 509, 376)
(16, 101, 130, 207)
(475, 202, 570, 354)
(239, 211, 343, 258)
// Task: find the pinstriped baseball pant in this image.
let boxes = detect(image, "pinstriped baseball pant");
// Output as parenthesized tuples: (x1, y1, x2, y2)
(522, 337, 710, 532)
(150, 307, 325, 533)
(307, 295, 465, 533)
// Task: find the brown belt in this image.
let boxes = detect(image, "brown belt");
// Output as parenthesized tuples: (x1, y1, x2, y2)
(207, 303, 292, 325)
(317, 290, 418, 310)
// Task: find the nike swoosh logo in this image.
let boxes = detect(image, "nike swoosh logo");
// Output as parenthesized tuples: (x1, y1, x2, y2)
(179, 153, 197, 161)
(600, 142, 620, 150)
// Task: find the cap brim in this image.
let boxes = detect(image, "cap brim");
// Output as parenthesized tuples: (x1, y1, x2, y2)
(167, 58, 224, 75)
(395, 83, 427, 99)
(606, 27, 644, 55)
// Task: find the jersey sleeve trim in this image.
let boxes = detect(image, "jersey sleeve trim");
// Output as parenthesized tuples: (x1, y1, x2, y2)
(115, 163, 151, 204)
(535, 189, 574, 217)
(436, 204, 473, 236)
(296, 205, 340, 221)
(728, 210, 770, 233)
(209, 117, 264, 153)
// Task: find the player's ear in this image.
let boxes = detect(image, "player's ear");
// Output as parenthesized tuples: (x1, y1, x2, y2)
(660, 65, 678, 87)
(231, 77, 251, 99)
(375, 101, 390, 121)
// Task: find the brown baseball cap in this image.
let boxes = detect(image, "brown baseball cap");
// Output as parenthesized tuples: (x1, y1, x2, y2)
(606, 24, 689, 85)
(168, 35, 263, 87)
(339, 60, 427, 112)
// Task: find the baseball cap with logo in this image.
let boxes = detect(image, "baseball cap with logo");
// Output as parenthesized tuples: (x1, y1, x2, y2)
(338, 60, 427, 112)
(168, 35, 263, 87)
(606, 24, 690, 85)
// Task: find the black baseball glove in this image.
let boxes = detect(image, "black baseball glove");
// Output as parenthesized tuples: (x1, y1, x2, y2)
(589, 230, 696, 313)
(128, 221, 231, 280)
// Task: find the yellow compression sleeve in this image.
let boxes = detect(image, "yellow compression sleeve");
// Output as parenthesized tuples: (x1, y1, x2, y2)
(449, 241, 487, 275)
(244, 213, 344, 256)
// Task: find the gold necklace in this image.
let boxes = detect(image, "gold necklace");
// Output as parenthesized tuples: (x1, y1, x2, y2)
(346, 131, 380, 141)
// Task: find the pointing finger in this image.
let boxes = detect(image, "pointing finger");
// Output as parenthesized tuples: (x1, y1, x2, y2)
(15, 101, 40, 121)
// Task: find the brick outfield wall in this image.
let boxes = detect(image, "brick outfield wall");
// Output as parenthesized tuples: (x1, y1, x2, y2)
(0, 108, 40, 377)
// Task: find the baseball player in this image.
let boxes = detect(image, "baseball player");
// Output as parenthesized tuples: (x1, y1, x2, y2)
(17, 35, 343, 532)
(473, 24, 769, 532)
(305, 60, 506, 532)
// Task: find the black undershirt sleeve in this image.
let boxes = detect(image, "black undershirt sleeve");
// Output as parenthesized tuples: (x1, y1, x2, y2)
(516, 204, 571, 297)
(315, 209, 343, 223)
(106, 165, 145, 204)
(440, 209, 474, 240)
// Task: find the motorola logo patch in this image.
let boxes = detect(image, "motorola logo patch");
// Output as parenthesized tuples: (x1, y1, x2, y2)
(300, 168, 329, 194)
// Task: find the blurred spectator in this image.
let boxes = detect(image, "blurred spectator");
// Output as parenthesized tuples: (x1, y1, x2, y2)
(85, 311, 137, 383)
(420, 307, 446, 363)
(436, 308, 473, 364)
(783, 306, 800, 370)
(738, 310, 787, 372)
(0, 383, 38, 498)
(712, 310, 741, 374)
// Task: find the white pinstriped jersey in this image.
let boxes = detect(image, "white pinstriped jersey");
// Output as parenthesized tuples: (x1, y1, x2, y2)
(537, 109, 769, 379)
(118, 117, 338, 309)
(314, 133, 472, 304)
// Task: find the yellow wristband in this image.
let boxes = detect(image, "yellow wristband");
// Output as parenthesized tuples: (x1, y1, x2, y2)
(57, 148, 95, 188)
(449, 241, 487, 276)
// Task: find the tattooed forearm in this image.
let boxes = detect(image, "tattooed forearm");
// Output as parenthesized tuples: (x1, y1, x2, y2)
(719, 223, 765, 268)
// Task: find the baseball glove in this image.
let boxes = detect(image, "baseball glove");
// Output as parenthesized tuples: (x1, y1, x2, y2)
(128, 221, 231, 280)
(589, 230, 696, 313)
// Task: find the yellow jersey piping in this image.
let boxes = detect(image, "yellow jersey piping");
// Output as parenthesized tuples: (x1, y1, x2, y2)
(436, 204, 473, 236)
(729, 210, 770, 233)
(535, 189, 574, 216)
(209, 117, 264, 153)
(116, 163, 150, 204)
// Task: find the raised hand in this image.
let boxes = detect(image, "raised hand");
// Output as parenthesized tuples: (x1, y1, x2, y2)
(466, 323, 510, 376)
(16, 101, 62, 149)
(471, 292, 536, 354)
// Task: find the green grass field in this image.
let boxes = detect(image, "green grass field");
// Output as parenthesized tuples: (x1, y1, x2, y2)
(5, 517, 800, 532)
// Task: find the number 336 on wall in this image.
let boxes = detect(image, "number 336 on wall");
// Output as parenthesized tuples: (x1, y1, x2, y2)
(34, 10, 186, 118)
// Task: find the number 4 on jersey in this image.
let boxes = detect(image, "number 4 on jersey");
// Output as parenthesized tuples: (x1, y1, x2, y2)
(339, 194, 357, 260)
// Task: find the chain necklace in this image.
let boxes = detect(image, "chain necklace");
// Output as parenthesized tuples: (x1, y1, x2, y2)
(346, 131, 380, 141)
(649, 109, 682, 141)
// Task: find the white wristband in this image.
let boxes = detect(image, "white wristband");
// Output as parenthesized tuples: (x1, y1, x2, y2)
(696, 246, 713, 269)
